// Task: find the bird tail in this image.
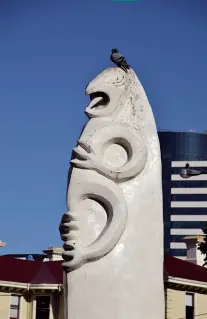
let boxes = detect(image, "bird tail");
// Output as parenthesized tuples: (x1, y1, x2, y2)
(122, 60, 130, 69)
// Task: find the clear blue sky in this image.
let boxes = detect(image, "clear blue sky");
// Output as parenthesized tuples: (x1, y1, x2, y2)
(0, 0, 207, 254)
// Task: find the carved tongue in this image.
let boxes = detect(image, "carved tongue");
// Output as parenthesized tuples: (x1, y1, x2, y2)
(88, 96, 102, 109)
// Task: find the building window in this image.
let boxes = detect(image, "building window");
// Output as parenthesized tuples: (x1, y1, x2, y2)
(35, 296, 50, 319)
(187, 245, 196, 259)
(9, 295, 20, 319)
(185, 293, 194, 319)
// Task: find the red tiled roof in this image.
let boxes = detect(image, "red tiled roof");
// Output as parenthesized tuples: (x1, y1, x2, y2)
(164, 254, 207, 283)
(0, 254, 207, 285)
(0, 256, 63, 285)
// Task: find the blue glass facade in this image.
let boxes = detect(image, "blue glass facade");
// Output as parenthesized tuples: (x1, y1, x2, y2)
(158, 131, 207, 257)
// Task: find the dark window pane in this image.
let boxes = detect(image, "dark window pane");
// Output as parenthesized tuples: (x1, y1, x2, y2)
(171, 194, 207, 201)
(36, 309, 50, 319)
(36, 296, 50, 309)
(35, 296, 50, 319)
(171, 208, 207, 215)
(168, 249, 187, 256)
(171, 221, 205, 229)
(186, 306, 194, 319)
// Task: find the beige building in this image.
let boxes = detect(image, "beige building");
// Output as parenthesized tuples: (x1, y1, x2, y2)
(165, 236, 207, 319)
(1, 243, 207, 319)
(0, 247, 64, 319)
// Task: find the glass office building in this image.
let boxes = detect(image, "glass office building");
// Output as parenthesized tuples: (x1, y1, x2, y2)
(158, 131, 207, 259)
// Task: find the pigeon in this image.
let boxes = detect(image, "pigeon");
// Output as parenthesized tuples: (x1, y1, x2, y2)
(179, 163, 204, 179)
(110, 48, 130, 73)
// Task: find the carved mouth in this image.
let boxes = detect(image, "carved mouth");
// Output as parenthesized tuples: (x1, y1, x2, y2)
(87, 91, 110, 110)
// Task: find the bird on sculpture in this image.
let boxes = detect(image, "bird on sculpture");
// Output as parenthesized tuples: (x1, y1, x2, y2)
(110, 48, 130, 73)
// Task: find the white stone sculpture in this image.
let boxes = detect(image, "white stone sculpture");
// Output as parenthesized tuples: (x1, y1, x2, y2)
(60, 66, 164, 319)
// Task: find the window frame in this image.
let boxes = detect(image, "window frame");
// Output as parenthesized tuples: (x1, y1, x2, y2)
(185, 292, 194, 319)
(32, 294, 51, 319)
(9, 294, 21, 319)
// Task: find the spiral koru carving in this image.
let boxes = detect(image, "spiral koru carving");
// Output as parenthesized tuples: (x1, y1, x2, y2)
(71, 123, 147, 182)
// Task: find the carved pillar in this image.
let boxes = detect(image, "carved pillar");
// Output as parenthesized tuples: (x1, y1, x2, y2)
(60, 67, 164, 319)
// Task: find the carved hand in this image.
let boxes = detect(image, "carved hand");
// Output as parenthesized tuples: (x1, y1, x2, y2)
(59, 212, 84, 271)
(71, 140, 99, 170)
(70, 123, 148, 183)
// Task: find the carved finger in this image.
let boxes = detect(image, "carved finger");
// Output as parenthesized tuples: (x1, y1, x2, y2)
(78, 140, 95, 154)
(60, 213, 69, 224)
(63, 240, 76, 251)
(62, 258, 82, 271)
(60, 212, 76, 223)
(59, 212, 79, 233)
(62, 250, 75, 261)
(65, 221, 79, 230)
(59, 221, 79, 232)
(61, 212, 78, 222)
(61, 230, 78, 241)
(62, 253, 84, 271)
(71, 158, 89, 168)
(72, 146, 88, 159)
(67, 212, 79, 222)
(59, 224, 72, 234)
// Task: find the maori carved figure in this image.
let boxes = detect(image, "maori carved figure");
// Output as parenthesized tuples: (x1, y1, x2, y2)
(60, 67, 164, 319)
